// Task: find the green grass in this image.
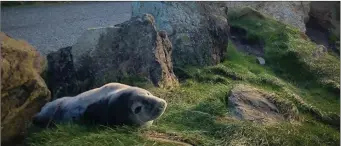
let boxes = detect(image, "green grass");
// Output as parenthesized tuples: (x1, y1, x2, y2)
(229, 7, 340, 88)
(26, 7, 340, 146)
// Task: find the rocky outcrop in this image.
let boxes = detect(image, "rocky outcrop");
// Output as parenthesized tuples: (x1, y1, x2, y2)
(1, 32, 51, 145)
(306, 2, 340, 53)
(227, 84, 298, 124)
(309, 1, 340, 39)
(132, 2, 230, 68)
(226, 1, 310, 32)
(47, 14, 179, 100)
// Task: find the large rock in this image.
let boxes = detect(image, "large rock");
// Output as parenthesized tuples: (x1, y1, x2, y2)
(226, 1, 310, 32)
(47, 14, 179, 100)
(46, 46, 81, 101)
(132, 2, 230, 68)
(227, 84, 298, 124)
(1, 32, 51, 145)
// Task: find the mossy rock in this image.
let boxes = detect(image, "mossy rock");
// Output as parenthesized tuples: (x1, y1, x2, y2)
(1, 32, 51, 145)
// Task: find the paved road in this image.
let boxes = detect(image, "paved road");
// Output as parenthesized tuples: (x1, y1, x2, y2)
(1, 2, 132, 55)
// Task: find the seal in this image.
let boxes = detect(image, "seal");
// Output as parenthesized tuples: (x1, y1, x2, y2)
(32, 83, 167, 127)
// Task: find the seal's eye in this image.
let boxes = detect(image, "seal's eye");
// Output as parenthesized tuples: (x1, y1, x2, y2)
(134, 106, 142, 114)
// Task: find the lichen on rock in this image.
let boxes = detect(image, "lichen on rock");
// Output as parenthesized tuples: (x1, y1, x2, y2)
(0, 32, 51, 145)
(132, 2, 230, 68)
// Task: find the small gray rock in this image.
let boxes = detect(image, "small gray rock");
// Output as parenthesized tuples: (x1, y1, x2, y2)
(256, 56, 265, 65)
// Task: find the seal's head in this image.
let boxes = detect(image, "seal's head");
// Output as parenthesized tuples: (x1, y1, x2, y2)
(107, 87, 167, 126)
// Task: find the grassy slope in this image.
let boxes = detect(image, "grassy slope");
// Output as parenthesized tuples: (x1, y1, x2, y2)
(26, 7, 340, 146)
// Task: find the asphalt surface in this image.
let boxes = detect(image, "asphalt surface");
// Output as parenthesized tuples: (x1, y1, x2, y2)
(1, 2, 132, 55)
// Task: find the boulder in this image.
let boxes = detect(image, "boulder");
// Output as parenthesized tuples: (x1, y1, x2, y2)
(132, 2, 230, 68)
(226, 1, 310, 32)
(47, 14, 179, 99)
(46, 46, 81, 100)
(227, 84, 298, 124)
(1, 32, 51, 145)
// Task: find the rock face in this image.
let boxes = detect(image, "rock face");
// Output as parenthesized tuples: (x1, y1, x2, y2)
(1, 32, 51, 145)
(46, 46, 80, 101)
(227, 84, 297, 124)
(47, 14, 179, 100)
(309, 1, 340, 39)
(306, 1, 340, 53)
(132, 2, 230, 68)
(226, 1, 310, 32)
